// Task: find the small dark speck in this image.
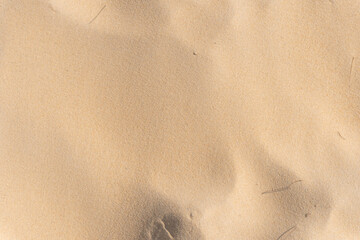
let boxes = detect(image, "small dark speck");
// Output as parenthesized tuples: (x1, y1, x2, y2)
(193, 52, 197, 56)
(314, 204, 317, 208)
(305, 213, 309, 218)
(190, 213, 193, 219)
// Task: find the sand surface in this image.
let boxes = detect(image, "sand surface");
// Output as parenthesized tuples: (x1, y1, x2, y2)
(1, 0, 360, 239)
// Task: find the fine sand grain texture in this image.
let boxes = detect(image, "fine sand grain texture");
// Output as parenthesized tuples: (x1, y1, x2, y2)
(1, 0, 360, 239)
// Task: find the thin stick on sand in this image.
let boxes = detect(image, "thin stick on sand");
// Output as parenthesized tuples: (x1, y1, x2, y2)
(89, 5, 106, 24)
(349, 57, 355, 84)
(262, 180, 302, 195)
(277, 226, 296, 240)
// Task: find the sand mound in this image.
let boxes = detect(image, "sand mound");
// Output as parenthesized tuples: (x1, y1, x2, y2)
(1, 0, 360, 239)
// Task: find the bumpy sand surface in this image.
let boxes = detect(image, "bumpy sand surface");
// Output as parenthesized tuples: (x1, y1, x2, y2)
(1, 0, 360, 239)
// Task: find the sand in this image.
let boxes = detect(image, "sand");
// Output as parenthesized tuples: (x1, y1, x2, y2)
(0, 0, 360, 239)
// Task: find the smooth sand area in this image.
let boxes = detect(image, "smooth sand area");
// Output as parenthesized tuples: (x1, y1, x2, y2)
(1, 0, 360, 239)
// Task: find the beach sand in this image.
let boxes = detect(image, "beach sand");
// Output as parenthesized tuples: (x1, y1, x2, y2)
(0, 0, 360, 239)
